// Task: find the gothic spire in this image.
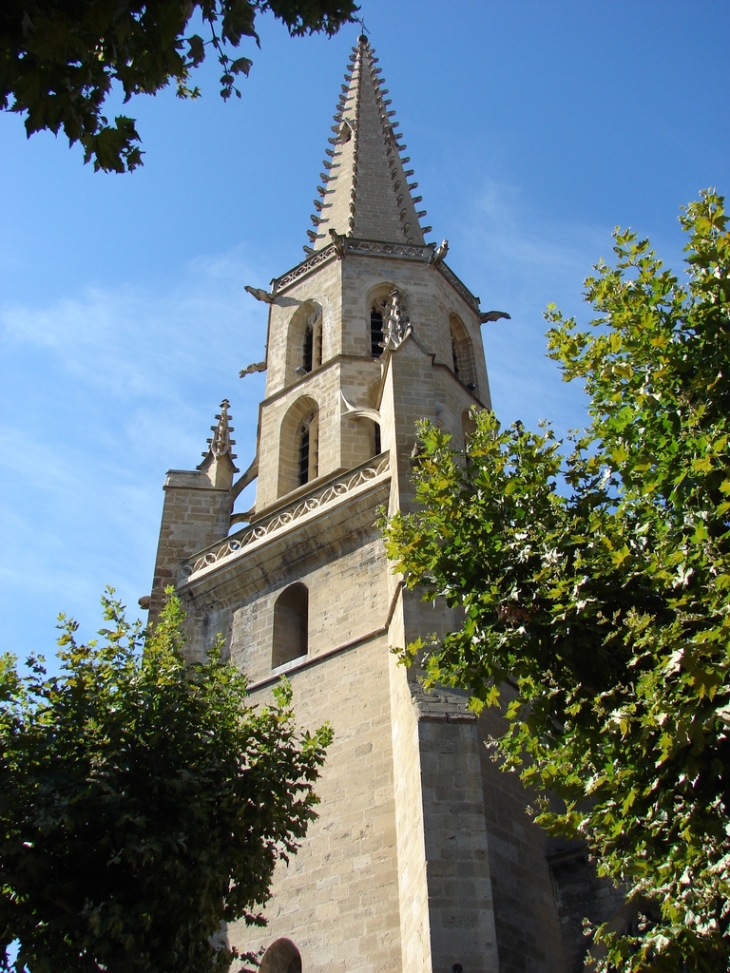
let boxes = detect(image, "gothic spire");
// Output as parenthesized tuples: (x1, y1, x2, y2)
(306, 35, 431, 251)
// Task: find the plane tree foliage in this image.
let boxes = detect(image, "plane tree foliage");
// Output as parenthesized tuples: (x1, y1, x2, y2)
(0, 0, 359, 172)
(0, 590, 332, 973)
(384, 191, 730, 971)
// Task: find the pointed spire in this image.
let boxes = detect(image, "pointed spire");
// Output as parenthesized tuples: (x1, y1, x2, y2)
(307, 35, 429, 250)
(198, 399, 239, 489)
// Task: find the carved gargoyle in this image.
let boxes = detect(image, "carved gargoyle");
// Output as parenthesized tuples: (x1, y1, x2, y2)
(244, 285, 275, 304)
(239, 361, 267, 378)
(428, 238, 449, 266)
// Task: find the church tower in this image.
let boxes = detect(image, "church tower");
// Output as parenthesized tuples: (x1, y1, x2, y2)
(148, 35, 585, 973)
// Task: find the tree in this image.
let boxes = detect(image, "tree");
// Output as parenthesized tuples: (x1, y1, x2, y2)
(384, 191, 730, 971)
(0, 0, 358, 172)
(0, 589, 332, 973)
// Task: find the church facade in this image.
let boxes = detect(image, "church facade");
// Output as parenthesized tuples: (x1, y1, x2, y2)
(147, 35, 620, 973)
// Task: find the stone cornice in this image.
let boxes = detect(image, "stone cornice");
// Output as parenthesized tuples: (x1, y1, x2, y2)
(272, 237, 431, 296)
(344, 239, 430, 260)
(435, 261, 481, 313)
(272, 240, 481, 316)
(182, 452, 390, 583)
(273, 243, 339, 294)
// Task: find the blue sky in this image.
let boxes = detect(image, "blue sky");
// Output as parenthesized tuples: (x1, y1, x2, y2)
(1, 0, 729, 659)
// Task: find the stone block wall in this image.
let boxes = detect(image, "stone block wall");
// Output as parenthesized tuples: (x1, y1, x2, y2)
(339, 254, 489, 403)
(148, 469, 233, 620)
(418, 715, 499, 973)
(266, 260, 343, 397)
(386, 593, 433, 973)
(230, 635, 403, 973)
(477, 706, 567, 973)
(548, 846, 626, 973)
(229, 531, 389, 686)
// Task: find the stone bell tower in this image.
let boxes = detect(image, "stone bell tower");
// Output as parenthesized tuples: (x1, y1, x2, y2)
(147, 34, 590, 973)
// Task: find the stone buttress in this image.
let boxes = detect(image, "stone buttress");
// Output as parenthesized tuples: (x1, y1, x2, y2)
(146, 35, 599, 973)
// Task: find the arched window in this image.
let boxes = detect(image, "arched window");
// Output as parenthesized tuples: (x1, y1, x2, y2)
(286, 303, 322, 383)
(279, 396, 319, 497)
(273, 587, 308, 669)
(370, 301, 385, 357)
(302, 323, 313, 374)
(449, 313, 478, 393)
(260, 938, 303, 973)
(298, 419, 311, 486)
(451, 334, 461, 378)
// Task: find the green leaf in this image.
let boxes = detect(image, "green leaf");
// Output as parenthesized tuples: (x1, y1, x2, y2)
(383, 190, 730, 971)
(1, 590, 331, 972)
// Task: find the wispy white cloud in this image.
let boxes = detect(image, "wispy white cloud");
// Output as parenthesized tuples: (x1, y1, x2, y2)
(3, 246, 266, 401)
(459, 178, 610, 309)
(447, 178, 610, 436)
(0, 245, 269, 659)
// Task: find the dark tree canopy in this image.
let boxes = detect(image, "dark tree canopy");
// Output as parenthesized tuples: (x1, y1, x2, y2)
(0, 590, 332, 973)
(385, 192, 730, 971)
(0, 0, 359, 172)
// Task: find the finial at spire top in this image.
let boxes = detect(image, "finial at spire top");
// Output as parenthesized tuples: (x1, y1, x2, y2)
(198, 398, 239, 488)
(209, 399, 236, 459)
(356, 14, 369, 44)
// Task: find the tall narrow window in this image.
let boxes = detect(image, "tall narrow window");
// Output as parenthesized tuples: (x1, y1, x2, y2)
(451, 334, 461, 379)
(298, 422, 310, 486)
(370, 305, 384, 356)
(449, 313, 478, 393)
(374, 422, 381, 456)
(315, 325, 322, 368)
(302, 324, 313, 373)
(279, 397, 318, 498)
(272, 586, 308, 668)
(286, 303, 322, 384)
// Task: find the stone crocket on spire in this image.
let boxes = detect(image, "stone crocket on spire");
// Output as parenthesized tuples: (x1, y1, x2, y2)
(197, 399, 239, 490)
(307, 34, 430, 250)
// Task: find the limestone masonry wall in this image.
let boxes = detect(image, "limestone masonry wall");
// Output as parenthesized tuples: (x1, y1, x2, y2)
(229, 532, 388, 685)
(149, 470, 232, 621)
(231, 635, 403, 973)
